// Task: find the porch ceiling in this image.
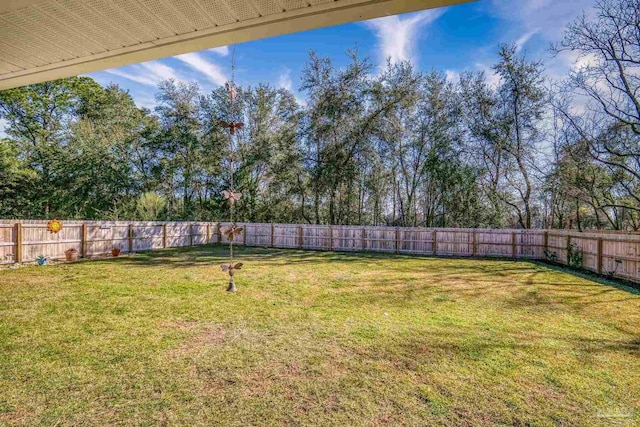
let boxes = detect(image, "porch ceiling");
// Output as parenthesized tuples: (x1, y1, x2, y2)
(0, 0, 470, 90)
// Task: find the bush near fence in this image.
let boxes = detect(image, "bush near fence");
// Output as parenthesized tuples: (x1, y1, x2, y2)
(1, 220, 638, 283)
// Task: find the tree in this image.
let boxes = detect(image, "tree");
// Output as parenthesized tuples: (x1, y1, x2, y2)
(155, 80, 206, 219)
(554, 0, 640, 220)
(461, 46, 547, 228)
(300, 50, 373, 225)
(0, 77, 104, 216)
(136, 192, 167, 220)
(0, 139, 34, 216)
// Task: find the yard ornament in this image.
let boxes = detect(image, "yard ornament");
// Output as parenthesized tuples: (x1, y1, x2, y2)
(221, 262, 243, 276)
(222, 224, 244, 242)
(47, 218, 63, 233)
(222, 189, 242, 206)
(220, 50, 244, 292)
(219, 120, 244, 135)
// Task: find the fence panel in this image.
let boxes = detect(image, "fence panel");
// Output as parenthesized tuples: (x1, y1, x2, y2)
(302, 225, 330, 250)
(399, 228, 434, 255)
(365, 227, 397, 253)
(273, 224, 299, 248)
(133, 224, 164, 251)
(476, 230, 510, 257)
(601, 236, 640, 282)
(437, 229, 473, 256)
(546, 233, 569, 264)
(191, 223, 209, 246)
(166, 223, 191, 248)
(332, 226, 363, 252)
(244, 223, 272, 247)
(516, 231, 545, 259)
(0, 225, 16, 264)
(22, 224, 82, 261)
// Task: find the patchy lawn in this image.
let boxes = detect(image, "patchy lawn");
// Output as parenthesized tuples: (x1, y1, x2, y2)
(0, 245, 638, 426)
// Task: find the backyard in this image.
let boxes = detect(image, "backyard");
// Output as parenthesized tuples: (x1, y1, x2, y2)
(0, 245, 639, 426)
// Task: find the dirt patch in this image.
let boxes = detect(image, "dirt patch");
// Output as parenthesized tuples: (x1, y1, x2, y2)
(164, 320, 228, 358)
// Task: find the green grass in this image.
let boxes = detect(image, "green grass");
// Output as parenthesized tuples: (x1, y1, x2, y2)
(1, 245, 639, 426)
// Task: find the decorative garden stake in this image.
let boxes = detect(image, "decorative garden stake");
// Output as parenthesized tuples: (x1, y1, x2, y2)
(220, 54, 245, 293)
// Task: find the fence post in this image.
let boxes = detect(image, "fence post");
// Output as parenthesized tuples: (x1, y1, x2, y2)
(472, 230, 476, 257)
(298, 225, 303, 249)
(597, 238, 603, 274)
(243, 224, 248, 246)
(395, 227, 400, 254)
(512, 231, 517, 259)
(433, 230, 437, 256)
(206, 223, 210, 244)
(81, 223, 87, 257)
(270, 223, 275, 247)
(217, 223, 222, 243)
(15, 222, 22, 264)
(128, 224, 134, 253)
(163, 224, 167, 248)
(329, 226, 333, 251)
(543, 231, 548, 256)
(361, 227, 366, 251)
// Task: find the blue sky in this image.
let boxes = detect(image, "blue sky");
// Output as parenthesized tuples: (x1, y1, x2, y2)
(4, 0, 596, 117)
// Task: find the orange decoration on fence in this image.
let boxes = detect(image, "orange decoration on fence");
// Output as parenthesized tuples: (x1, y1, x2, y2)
(47, 219, 63, 233)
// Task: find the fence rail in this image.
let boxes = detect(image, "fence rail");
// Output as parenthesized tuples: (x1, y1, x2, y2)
(1, 220, 639, 283)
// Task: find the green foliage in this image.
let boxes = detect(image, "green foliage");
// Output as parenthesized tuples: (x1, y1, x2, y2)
(0, 139, 34, 216)
(566, 243, 584, 268)
(136, 192, 167, 220)
(544, 250, 558, 263)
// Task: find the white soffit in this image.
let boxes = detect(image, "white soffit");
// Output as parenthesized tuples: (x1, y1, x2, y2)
(0, 0, 471, 89)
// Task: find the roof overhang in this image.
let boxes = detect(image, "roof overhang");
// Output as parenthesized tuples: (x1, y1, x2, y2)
(0, 0, 471, 90)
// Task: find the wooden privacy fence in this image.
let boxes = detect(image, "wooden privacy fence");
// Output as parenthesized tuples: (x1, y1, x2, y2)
(0, 220, 219, 265)
(1, 220, 639, 283)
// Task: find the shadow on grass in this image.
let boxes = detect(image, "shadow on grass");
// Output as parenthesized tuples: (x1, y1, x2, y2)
(530, 260, 640, 295)
(385, 329, 640, 361)
(94, 244, 640, 297)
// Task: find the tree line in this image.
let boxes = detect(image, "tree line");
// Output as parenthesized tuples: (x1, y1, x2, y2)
(1, 0, 638, 230)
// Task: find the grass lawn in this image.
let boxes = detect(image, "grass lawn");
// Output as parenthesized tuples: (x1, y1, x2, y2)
(1, 245, 639, 426)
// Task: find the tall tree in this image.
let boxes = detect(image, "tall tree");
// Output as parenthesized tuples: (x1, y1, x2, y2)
(554, 0, 640, 219)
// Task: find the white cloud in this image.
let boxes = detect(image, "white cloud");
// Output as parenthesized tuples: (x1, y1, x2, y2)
(104, 60, 180, 87)
(209, 46, 229, 56)
(140, 61, 178, 81)
(276, 68, 307, 106)
(475, 62, 501, 88)
(174, 51, 227, 86)
(278, 68, 293, 91)
(445, 70, 460, 83)
(364, 9, 444, 70)
(134, 96, 159, 110)
(483, 0, 597, 87)
(103, 50, 227, 89)
(515, 29, 539, 53)
(490, 0, 595, 40)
